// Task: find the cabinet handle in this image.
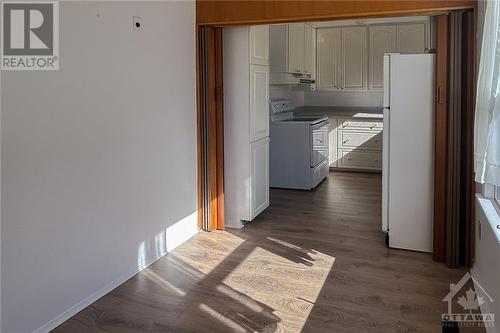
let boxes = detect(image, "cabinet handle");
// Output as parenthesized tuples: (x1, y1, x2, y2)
(316, 139, 324, 144)
(374, 139, 379, 143)
(370, 125, 376, 129)
(343, 138, 350, 144)
(343, 123, 349, 128)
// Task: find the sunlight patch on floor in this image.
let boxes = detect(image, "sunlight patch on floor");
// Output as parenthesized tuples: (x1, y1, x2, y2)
(173, 231, 247, 275)
(219, 241, 336, 332)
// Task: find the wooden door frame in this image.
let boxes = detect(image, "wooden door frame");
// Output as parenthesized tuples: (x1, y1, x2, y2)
(196, 1, 477, 263)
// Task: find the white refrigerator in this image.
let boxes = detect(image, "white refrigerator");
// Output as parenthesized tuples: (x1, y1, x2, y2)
(382, 53, 435, 253)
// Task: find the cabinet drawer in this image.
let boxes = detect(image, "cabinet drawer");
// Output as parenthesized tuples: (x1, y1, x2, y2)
(311, 159, 329, 189)
(339, 131, 382, 150)
(338, 150, 382, 170)
(339, 119, 383, 131)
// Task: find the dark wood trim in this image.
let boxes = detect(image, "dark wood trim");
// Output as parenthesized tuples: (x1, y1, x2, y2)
(197, 0, 475, 26)
(433, 14, 449, 263)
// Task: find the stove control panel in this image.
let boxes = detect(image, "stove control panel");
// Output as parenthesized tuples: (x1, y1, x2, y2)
(269, 100, 295, 115)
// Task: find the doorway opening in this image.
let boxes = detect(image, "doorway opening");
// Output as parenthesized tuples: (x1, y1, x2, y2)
(198, 8, 476, 267)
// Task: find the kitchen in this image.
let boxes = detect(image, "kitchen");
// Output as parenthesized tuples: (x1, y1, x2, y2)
(223, 16, 436, 253)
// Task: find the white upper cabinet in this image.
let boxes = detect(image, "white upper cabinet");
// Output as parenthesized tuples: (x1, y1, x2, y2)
(316, 20, 428, 91)
(304, 24, 315, 75)
(369, 25, 397, 90)
(270, 23, 315, 76)
(250, 64, 270, 142)
(342, 26, 368, 90)
(397, 23, 426, 54)
(316, 28, 341, 91)
(250, 25, 270, 65)
(288, 23, 305, 74)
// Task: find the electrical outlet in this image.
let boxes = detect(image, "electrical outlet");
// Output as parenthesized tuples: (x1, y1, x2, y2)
(133, 16, 143, 30)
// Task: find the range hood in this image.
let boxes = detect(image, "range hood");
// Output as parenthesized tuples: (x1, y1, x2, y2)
(270, 72, 315, 85)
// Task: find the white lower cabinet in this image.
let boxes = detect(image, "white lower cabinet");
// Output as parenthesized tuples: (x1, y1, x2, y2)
(250, 138, 270, 220)
(328, 116, 383, 171)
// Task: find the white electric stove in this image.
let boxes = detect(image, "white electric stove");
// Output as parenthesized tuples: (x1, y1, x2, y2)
(269, 100, 329, 190)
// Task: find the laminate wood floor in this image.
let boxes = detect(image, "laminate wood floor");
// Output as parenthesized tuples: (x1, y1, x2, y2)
(53, 172, 477, 333)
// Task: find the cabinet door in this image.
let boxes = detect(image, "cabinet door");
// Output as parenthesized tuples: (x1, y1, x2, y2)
(316, 28, 341, 91)
(342, 26, 368, 90)
(304, 24, 315, 76)
(328, 118, 338, 167)
(250, 138, 270, 220)
(369, 25, 396, 90)
(250, 25, 269, 65)
(250, 64, 270, 142)
(396, 23, 426, 54)
(288, 23, 305, 74)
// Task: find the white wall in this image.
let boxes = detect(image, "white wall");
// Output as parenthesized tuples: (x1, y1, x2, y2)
(1, 2, 198, 332)
(472, 198, 500, 333)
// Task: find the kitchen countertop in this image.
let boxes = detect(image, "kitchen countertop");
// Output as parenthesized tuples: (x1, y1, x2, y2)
(294, 106, 384, 119)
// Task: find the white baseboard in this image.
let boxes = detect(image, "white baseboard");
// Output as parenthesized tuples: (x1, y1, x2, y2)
(32, 228, 200, 333)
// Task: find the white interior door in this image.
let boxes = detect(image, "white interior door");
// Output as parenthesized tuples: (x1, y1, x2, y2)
(388, 54, 435, 253)
(250, 138, 270, 220)
(249, 64, 269, 142)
